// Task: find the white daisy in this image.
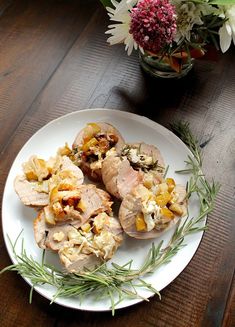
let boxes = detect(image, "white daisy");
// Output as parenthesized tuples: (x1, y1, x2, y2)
(172, 0, 214, 43)
(105, 0, 138, 55)
(219, 5, 235, 53)
(106, 0, 137, 17)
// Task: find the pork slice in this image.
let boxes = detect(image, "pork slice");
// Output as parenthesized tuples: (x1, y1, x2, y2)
(101, 141, 165, 200)
(72, 122, 125, 182)
(34, 211, 104, 272)
(34, 209, 79, 251)
(101, 155, 123, 198)
(102, 155, 142, 200)
(60, 156, 84, 185)
(14, 156, 83, 208)
(58, 215, 123, 273)
(45, 223, 77, 251)
(103, 216, 123, 242)
(117, 158, 143, 199)
(95, 188, 113, 212)
(35, 185, 104, 236)
(119, 183, 187, 239)
(59, 244, 102, 273)
(14, 175, 49, 207)
(73, 122, 125, 150)
(119, 192, 148, 239)
(34, 210, 48, 249)
(71, 185, 112, 228)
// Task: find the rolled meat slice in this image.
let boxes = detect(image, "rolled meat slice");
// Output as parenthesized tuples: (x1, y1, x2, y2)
(14, 175, 49, 207)
(119, 178, 187, 239)
(72, 122, 125, 182)
(60, 251, 102, 273)
(34, 210, 123, 273)
(34, 184, 113, 250)
(14, 155, 84, 207)
(58, 213, 123, 273)
(102, 142, 165, 200)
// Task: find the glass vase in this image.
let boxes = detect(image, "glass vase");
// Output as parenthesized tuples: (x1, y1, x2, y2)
(139, 52, 194, 79)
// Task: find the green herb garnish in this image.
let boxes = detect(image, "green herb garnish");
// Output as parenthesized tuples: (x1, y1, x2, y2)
(121, 144, 164, 173)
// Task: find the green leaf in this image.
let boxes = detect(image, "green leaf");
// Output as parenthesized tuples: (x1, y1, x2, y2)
(99, 0, 114, 7)
(209, 0, 235, 5)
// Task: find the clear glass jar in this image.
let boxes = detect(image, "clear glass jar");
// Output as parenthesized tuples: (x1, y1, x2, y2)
(139, 52, 194, 79)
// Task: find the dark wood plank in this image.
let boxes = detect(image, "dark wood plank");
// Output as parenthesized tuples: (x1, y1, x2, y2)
(223, 275, 235, 327)
(0, 0, 98, 152)
(0, 0, 13, 16)
(0, 1, 235, 326)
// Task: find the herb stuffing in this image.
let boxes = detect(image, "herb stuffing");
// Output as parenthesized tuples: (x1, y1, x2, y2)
(121, 144, 164, 173)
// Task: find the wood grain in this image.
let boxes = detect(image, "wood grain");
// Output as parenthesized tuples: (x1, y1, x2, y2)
(223, 276, 235, 327)
(0, 1, 234, 326)
(0, 0, 98, 152)
(0, 0, 13, 16)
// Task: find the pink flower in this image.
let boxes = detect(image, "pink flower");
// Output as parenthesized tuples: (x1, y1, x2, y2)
(129, 0, 177, 53)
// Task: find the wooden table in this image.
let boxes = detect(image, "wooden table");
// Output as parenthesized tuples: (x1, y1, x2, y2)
(0, 1, 234, 326)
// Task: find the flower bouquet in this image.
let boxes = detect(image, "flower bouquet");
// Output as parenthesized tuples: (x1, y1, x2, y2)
(100, 0, 235, 78)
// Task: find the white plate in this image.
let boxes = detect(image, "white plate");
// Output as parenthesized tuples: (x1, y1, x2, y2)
(2, 109, 203, 312)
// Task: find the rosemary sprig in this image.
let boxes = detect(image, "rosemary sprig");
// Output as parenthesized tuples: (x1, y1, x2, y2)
(0, 121, 220, 315)
(171, 121, 220, 201)
(170, 121, 201, 166)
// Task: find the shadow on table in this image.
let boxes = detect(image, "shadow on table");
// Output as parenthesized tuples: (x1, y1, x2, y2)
(112, 65, 205, 122)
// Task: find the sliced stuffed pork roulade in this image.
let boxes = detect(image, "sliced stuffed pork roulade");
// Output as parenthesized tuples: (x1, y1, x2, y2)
(34, 183, 113, 250)
(33, 184, 123, 273)
(72, 122, 125, 182)
(14, 155, 84, 207)
(58, 212, 123, 272)
(119, 178, 187, 239)
(101, 142, 165, 200)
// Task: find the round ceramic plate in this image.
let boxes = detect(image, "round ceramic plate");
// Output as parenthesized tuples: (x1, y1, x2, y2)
(2, 109, 203, 312)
